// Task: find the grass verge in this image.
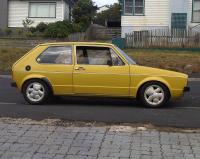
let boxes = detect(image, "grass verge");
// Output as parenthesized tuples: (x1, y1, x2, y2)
(126, 49, 200, 73)
(0, 48, 29, 73)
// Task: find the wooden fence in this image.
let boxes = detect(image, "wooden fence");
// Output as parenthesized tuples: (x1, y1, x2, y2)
(87, 25, 121, 40)
(125, 29, 200, 48)
(93, 28, 121, 40)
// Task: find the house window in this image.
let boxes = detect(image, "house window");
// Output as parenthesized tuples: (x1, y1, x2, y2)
(171, 13, 187, 29)
(124, 0, 133, 15)
(192, 0, 200, 22)
(124, 0, 145, 15)
(134, 0, 145, 15)
(29, 2, 56, 18)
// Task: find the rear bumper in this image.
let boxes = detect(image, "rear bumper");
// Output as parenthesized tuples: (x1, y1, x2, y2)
(11, 82, 17, 87)
(184, 86, 190, 92)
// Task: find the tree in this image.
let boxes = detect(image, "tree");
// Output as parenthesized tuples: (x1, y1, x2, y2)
(72, 0, 98, 31)
(94, 3, 121, 26)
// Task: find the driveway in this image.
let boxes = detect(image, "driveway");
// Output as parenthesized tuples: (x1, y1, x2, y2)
(0, 77, 200, 128)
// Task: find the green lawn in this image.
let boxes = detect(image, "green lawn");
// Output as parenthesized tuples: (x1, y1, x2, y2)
(0, 47, 200, 74)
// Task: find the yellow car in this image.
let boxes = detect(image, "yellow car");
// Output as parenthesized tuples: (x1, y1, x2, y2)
(11, 42, 190, 108)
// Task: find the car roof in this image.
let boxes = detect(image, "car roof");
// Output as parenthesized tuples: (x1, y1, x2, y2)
(40, 42, 114, 47)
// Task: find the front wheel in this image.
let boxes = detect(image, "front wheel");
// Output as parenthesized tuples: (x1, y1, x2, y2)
(22, 80, 50, 105)
(138, 82, 170, 108)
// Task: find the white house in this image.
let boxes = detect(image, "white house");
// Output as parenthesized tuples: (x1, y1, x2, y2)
(0, 0, 76, 29)
(120, 0, 200, 37)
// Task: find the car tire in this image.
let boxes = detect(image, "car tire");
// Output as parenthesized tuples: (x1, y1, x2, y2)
(138, 81, 170, 108)
(22, 79, 50, 105)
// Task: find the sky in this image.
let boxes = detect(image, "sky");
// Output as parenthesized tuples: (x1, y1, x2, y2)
(93, 0, 118, 7)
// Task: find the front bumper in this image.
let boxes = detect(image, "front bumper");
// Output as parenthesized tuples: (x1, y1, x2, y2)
(11, 82, 17, 88)
(184, 86, 190, 92)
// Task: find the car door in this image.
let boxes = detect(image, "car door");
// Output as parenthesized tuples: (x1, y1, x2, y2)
(35, 45, 73, 95)
(73, 45, 130, 96)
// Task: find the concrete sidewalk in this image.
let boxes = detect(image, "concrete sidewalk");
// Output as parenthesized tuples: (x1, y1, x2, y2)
(0, 118, 200, 159)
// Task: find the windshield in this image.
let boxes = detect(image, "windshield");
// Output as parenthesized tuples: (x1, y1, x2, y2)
(116, 47, 136, 65)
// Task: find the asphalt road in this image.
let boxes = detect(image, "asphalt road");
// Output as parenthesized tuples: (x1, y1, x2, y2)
(0, 77, 200, 128)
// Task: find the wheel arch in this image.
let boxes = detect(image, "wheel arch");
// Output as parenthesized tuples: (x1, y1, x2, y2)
(21, 76, 53, 95)
(136, 77, 171, 100)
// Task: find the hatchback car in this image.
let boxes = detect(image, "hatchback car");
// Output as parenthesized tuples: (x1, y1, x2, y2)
(11, 42, 190, 108)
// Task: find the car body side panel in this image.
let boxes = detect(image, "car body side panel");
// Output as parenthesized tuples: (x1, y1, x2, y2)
(73, 65, 130, 96)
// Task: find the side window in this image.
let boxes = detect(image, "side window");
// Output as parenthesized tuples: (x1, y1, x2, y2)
(76, 47, 89, 64)
(76, 46, 124, 66)
(37, 46, 72, 64)
(76, 46, 112, 65)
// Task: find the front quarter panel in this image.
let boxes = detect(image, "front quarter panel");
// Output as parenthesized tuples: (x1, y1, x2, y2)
(130, 65, 188, 98)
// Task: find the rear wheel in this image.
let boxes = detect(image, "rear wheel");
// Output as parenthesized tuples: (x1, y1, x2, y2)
(138, 82, 170, 108)
(22, 79, 50, 105)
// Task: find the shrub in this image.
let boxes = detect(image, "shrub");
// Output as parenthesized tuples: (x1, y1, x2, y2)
(36, 22, 48, 32)
(29, 27, 37, 34)
(16, 28, 23, 36)
(44, 21, 73, 38)
(20, 20, 85, 38)
(4, 28, 12, 36)
(27, 23, 48, 37)
(25, 32, 36, 37)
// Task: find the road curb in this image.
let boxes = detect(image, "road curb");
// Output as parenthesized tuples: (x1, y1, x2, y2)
(0, 75, 11, 79)
(188, 78, 200, 82)
(1, 75, 200, 81)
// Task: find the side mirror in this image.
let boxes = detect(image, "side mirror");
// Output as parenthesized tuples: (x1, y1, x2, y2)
(107, 60, 113, 66)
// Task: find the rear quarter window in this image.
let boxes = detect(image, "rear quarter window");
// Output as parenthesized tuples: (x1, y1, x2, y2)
(37, 46, 72, 64)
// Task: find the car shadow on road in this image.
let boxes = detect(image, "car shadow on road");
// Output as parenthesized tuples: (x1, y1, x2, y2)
(29, 96, 177, 109)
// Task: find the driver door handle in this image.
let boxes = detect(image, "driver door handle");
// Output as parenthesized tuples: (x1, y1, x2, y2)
(75, 67, 85, 71)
